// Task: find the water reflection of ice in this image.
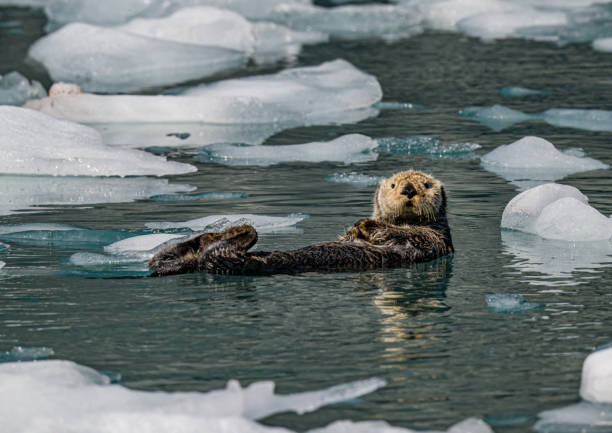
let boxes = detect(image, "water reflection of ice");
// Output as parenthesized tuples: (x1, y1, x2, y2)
(501, 230, 612, 286)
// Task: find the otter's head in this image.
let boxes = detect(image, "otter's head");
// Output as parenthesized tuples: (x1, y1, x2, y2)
(373, 170, 447, 225)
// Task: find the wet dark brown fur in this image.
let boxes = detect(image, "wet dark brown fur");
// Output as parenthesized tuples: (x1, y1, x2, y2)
(149, 170, 454, 276)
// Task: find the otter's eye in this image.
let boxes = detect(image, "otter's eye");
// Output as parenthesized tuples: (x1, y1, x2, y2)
(424, 182, 432, 189)
(391, 183, 395, 189)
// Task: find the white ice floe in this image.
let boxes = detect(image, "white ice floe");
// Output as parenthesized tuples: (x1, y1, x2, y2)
(199, 134, 378, 166)
(485, 293, 543, 314)
(0, 175, 194, 216)
(29, 22, 247, 93)
(0, 106, 195, 177)
(117, 7, 327, 64)
(499, 86, 547, 97)
(25, 60, 381, 147)
(146, 213, 307, 232)
(593, 37, 612, 52)
(535, 346, 612, 432)
(460, 105, 612, 133)
(0, 71, 46, 106)
(481, 136, 608, 189)
(103, 233, 186, 255)
(324, 172, 384, 187)
(501, 183, 612, 241)
(0, 359, 389, 433)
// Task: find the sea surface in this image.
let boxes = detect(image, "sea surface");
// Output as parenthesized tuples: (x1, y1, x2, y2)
(1, 5, 612, 432)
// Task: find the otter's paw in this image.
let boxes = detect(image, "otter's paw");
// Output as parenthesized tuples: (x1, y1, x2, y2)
(356, 218, 383, 240)
(220, 224, 258, 251)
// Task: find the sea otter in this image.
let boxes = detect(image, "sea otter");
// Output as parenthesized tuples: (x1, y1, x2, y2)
(149, 170, 454, 276)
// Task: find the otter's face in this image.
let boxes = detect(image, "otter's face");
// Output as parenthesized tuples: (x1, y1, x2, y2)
(373, 170, 445, 225)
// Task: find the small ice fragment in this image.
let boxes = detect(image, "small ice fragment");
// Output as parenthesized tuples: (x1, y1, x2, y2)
(0, 261, 5, 270)
(0, 346, 54, 362)
(485, 294, 543, 314)
(580, 346, 612, 403)
(373, 101, 432, 110)
(104, 233, 186, 255)
(145, 214, 307, 232)
(593, 37, 612, 53)
(541, 109, 612, 132)
(481, 136, 608, 188)
(198, 134, 378, 166)
(325, 173, 384, 187)
(150, 192, 247, 202)
(499, 86, 547, 97)
(458, 105, 533, 131)
(0, 71, 47, 106)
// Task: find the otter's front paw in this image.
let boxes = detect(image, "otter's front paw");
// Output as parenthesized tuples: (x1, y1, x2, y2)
(356, 218, 382, 239)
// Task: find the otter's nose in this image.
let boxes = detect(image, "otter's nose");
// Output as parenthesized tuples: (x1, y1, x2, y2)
(401, 183, 417, 199)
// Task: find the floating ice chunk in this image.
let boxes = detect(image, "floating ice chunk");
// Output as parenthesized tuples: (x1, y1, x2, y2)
(0, 261, 5, 270)
(458, 105, 534, 131)
(29, 23, 247, 93)
(501, 183, 589, 233)
(26, 59, 381, 136)
(146, 213, 307, 232)
(267, 3, 423, 41)
(0, 228, 133, 249)
(0, 359, 385, 433)
(499, 86, 547, 97)
(502, 183, 612, 241)
(104, 233, 186, 255)
(419, 0, 521, 31)
(0, 71, 46, 106)
(457, 9, 567, 41)
(0, 107, 196, 177)
(150, 192, 247, 202)
(377, 136, 481, 159)
(593, 37, 612, 52)
(541, 109, 612, 132)
(580, 346, 612, 403)
(325, 172, 384, 186)
(485, 294, 543, 314)
(0, 175, 194, 216)
(312, 417, 494, 433)
(481, 136, 608, 188)
(199, 134, 378, 166)
(0, 346, 54, 362)
(251, 21, 328, 63)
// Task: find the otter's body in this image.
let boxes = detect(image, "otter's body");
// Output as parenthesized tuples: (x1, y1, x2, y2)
(149, 170, 453, 277)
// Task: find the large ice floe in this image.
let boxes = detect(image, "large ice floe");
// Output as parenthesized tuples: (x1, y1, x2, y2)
(0, 71, 46, 106)
(0, 358, 495, 433)
(480, 136, 608, 190)
(0, 106, 195, 215)
(460, 104, 612, 133)
(198, 134, 378, 166)
(535, 346, 612, 432)
(145, 213, 307, 232)
(501, 183, 612, 242)
(25, 59, 381, 147)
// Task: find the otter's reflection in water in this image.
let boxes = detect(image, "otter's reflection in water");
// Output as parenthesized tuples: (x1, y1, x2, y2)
(357, 256, 453, 368)
(501, 230, 612, 287)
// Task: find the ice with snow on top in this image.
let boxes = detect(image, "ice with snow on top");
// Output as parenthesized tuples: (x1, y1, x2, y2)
(502, 183, 612, 241)
(499, 86, 547, 97)
(0, 71, 46, 106)
(325, 173, 384, 187)
(481, 136, 608, 189)
(198, 134, 378, 166)
(25, 60, 381, 147)
(593, 37, 612, 52)
(29, 22, 247, 93)
(535, 346, 612, 432)
(485, 294, 543, 314)
(146, 213, 307, 232)
(0, 106, 195, 177)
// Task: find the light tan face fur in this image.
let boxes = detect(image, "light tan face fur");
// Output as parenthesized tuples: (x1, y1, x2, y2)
(373, 170, 443, 225)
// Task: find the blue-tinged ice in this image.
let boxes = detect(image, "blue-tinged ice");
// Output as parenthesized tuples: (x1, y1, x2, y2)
(593, 37, 612, 52)
(325, 172, 384, 187)
(0, 358, 390, 433)
(146, 213, 308, 233)
(499, 86, 547, 97)
(0, 71, 46, 106)
(0, 228, 135, 249)
(485, 294, 543, 314)
(377, 136, 481, 159)
(535, 347, 612, 432)
(0, 261, 5, 270)
(0, 346, 54, 362)
(150, 192, 247, 202)
(0, 107, 196, 176)
(501, 183, 612, 241)
(458, 105, 534, 131)
(0, 223, 84, 235)
(198, 134, 378, 166)
(481, 136, 608, 190)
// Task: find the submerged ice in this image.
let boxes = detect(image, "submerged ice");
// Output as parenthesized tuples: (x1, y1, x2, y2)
(485, 294, 543, 314)
(501, 183, 612, 242)
(481, 136, 608, 189)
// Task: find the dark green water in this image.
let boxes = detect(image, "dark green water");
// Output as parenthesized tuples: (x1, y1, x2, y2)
(1, 6, 612, 432)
